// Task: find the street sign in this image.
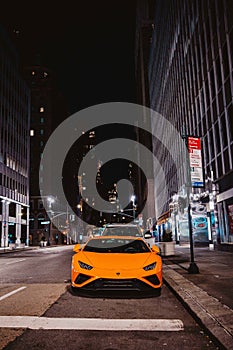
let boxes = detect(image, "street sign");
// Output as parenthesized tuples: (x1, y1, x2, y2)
(188, 136, 204, 187)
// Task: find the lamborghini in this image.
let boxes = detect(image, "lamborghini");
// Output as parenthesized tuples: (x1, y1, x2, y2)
(71, 236, 162, 296)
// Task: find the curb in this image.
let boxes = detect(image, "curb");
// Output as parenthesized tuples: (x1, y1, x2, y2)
(163, 265, 233, 350)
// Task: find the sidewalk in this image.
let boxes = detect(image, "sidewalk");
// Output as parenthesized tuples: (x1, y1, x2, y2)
(0, 244, 58, 254)
(162, 245, 233, 350)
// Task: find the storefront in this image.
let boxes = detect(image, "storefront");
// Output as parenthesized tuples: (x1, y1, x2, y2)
(217, 177, 233, 249)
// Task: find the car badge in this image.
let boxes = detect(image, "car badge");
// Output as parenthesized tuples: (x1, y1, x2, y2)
(116, 272, 120, 276)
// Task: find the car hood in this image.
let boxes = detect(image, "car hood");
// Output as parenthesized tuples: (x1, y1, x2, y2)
(77, 251, 154, 270)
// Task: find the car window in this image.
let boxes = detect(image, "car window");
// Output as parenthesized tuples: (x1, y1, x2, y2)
(83, 238, 150, 253)
(103, 227, 142, 237)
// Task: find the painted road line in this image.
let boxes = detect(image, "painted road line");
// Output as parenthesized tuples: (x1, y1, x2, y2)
(0, 287, 26, 302)
(6, 259, 26, 265)
(0, 316, 184, 331)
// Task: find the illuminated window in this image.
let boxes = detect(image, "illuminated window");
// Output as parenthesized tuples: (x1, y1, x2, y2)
(32, 71, 35, 76)
(39, 107, 44, 113)
(43, 72, 48, 77)
(40, 117, 44, 123)
(30, 130, 34, 136)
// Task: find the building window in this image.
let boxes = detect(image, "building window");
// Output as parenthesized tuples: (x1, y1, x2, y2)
(38, 200, 44, 209)
(40, 129, 44, 135)
(39, 107, 44, 113)
(30, 129, 34, 136)
(40, 117, 44, 124)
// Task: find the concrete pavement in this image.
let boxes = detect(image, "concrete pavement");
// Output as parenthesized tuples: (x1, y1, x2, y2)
(162, 245, 233, 350)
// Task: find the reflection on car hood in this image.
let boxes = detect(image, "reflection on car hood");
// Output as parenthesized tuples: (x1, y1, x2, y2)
(78, 251, 154, 269)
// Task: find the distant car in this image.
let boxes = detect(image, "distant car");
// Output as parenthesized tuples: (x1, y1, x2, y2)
(71, 236, 162, 296)
(92, 227, 104, 237)
(102, 223, 143, 237)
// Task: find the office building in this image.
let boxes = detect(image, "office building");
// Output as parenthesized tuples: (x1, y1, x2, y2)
(147, 0, 233, 248)
(0, 25, 30, 247)
(24, 63, 69, 245)
(135, 0, 156, 229)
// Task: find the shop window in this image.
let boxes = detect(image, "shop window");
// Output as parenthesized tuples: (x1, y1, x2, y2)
(21, 207, 27, 220)
(29, 216, 35, 229)
(37, 214, 46, 229)
(9, 202, 16, 217)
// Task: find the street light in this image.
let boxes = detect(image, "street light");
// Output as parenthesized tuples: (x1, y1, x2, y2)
(131, 195, 136, 221)
(47, 196, 55, 245)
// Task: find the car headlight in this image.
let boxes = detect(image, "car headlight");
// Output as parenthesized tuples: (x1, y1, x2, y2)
(78, 260, 93, 270)
(143, 262, 156, 271)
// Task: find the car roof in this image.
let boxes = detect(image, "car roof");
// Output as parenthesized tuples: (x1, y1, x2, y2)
(86, 235, 144, 241)
(104, 223, 140, 227)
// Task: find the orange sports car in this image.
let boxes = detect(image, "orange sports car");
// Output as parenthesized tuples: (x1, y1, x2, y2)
(71, 236, 162, 296)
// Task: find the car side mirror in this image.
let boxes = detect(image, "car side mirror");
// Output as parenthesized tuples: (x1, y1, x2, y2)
(144, 231, 152, 239)
(151, 244, 160, 254)
(73, 244, 81, 253)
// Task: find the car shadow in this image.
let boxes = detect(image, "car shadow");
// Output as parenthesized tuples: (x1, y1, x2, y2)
(66, 284, 161, 299)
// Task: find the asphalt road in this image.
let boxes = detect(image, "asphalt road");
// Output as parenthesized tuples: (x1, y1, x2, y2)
(0, 246, 220, 349)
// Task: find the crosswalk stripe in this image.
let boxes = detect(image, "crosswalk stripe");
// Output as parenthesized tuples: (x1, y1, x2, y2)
(0, 316, 183, 331)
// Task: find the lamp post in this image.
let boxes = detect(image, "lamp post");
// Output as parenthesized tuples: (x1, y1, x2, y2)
(131, 195, 136, 221)
(47, 196, 55, 245)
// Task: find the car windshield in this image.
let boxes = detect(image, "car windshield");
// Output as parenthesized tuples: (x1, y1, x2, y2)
(83, 238, 150, 253)
(102, 227, 142, 237)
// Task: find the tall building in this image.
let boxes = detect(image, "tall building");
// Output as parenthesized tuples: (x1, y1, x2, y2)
(0, 25, 30, 247)
(23, 63, 69, 245)
(135, 0, 156, 229)
(147, 0, 233, 249)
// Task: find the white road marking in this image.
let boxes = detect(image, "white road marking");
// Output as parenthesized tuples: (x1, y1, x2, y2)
(0, 316, 184, 331)
(6, 259, 26, 265)
(0, 287, 26, 302)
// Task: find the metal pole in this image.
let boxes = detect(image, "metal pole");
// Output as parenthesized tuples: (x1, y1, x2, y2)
(187, 199, 199, 273)
(183, 131, 199, 274)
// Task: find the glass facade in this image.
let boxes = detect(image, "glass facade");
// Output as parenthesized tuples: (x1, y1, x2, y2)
(148, 0, 233, 246)
(0, 25, 30, 247)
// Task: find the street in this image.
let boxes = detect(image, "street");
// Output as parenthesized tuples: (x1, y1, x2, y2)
(0, 246, 219, 349)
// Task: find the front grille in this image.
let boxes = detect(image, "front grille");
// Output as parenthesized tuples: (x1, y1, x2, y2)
(81, 278, 156, 291)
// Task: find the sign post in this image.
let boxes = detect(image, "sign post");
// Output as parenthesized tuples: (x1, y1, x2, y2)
(182, 134, 201, 274)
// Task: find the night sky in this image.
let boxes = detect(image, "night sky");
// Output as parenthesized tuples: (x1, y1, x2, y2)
(2, 1, 137, 114)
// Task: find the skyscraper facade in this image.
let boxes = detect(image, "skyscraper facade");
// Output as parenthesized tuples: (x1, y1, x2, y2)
(23, 64, 69, 245)
(135, 0, 156, 228)
(0, 25, 30, 247)
(148, 0, 233, 248)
